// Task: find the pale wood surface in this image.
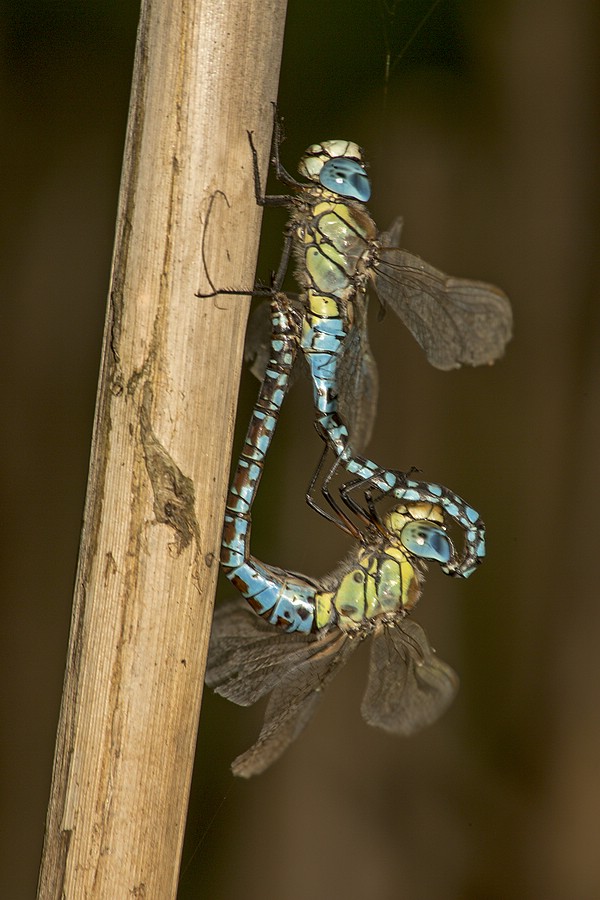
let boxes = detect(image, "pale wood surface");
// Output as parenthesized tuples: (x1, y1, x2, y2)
(36, 0, 287, 895)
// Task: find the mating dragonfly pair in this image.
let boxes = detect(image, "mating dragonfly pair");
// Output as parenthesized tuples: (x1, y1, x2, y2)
(204, 115, 512, 777)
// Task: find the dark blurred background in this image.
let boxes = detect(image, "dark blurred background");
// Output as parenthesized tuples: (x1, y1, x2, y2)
(2, 1, 599, 898)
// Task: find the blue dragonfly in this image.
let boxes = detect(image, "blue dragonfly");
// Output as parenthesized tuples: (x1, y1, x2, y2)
(204, 118, 512, 774)
(221, 292, 457, 633)
(229, 115, 512, 578)
(210, 293, 459, 776)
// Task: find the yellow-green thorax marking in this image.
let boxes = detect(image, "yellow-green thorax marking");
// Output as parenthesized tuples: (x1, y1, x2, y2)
(315, 502, 445, 632)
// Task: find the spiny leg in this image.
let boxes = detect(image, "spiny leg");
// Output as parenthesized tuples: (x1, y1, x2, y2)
(195, 241, 291, 300)
(247, 118, 302, 205)
(334, 468, 388, 534)
(305, 445, 364, 541)
(197, 120, 296, 301)
(319, 453, 390, 543)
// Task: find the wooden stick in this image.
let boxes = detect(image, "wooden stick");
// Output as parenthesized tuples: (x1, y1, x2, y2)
(37, 0, 287, 895)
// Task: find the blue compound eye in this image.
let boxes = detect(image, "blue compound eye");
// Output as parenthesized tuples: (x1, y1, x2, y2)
(319, 157, 371, 202)
(401, 521, 453, 563)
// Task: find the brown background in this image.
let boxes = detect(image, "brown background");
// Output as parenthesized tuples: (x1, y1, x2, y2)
(2, 1, 599, 898)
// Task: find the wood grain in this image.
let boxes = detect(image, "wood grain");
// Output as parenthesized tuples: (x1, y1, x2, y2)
(36, 0, 287, 895)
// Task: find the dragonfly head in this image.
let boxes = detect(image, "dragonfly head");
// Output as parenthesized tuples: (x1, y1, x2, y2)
(384, 502, 454, 565)
(298, 140, 371, 202)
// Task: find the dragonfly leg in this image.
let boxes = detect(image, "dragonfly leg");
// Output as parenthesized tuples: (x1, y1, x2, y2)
(195, 283, 273, 300)
(266, 104, 307, 190)
(196, 229, 293, 301)
(305, 446, 364, 541)
(247, 128, 299, 206)
(271, 233, 293, 292)
(338, 470, 388, 532)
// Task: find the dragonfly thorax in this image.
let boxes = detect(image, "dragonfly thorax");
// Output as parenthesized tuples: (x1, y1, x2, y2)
(299, 140, 371, 202)
(328, 543, 421, 632)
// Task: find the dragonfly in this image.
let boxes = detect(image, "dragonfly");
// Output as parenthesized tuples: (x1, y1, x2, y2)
(212, 292, 459, 775)
(211, 114, 512, 578)
(223, 292, 465, 634)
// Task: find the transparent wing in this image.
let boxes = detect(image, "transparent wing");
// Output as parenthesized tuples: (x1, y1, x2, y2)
(231, 629, 357, 778)
(361, 618, 459, 735)
(382, 216, 403, 247)
(206, 601, 324, 706)
(374, 227, 512, 370)
(244, 299, 273, 381)
(336, 294, 379, 452)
